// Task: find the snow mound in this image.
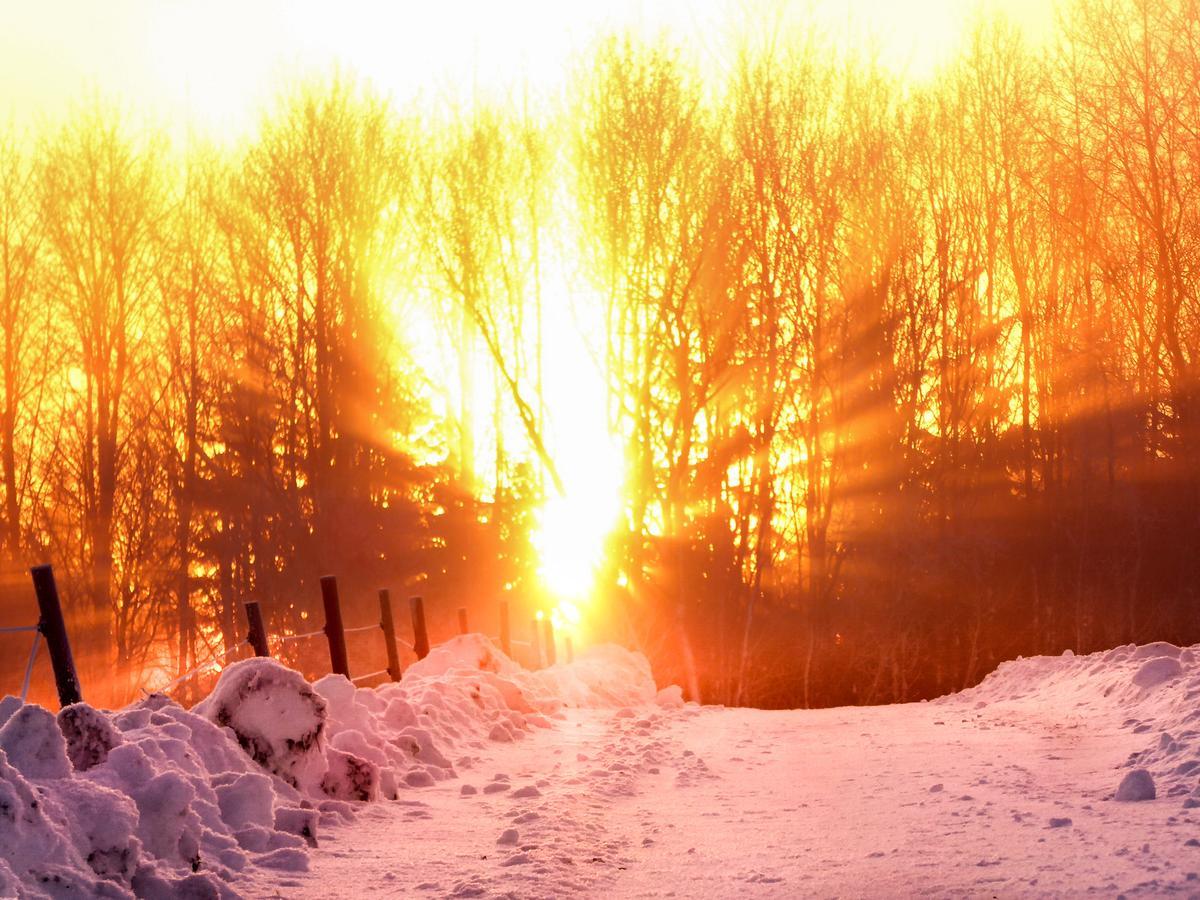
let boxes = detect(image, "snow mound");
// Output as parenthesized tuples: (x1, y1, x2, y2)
(193, 658, 328, 793)
(0, 636, 665, 896)
(1131, 656, 1182, 689)
(0, 694, 284, 898)
(944, 640, 1200, 803)
(403, 634, 523, 679)
(527, 643, 658, 709)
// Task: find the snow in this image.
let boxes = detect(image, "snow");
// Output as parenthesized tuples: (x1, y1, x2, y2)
(192, 658, 328, 794)
(257, 638, 1200, 897)
(0, 635, 656, 898)
(5, 634, 1200, 896)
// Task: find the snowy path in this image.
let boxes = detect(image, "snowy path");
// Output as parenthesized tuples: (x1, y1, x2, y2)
(245, 695, 1200, 898)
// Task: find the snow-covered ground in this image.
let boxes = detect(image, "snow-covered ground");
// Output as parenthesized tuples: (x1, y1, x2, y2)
(4, 636, 1200, 898)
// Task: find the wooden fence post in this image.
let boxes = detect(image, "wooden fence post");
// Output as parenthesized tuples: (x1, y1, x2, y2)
(321, 575, 350, 678)
(498, 601, 511, 657)
(30, 564, 82, 708)
(379, 589, 402, 681)
(244, 601, 270, 657)
(531, 618, 542, 668)
(410, 596, 430, 660)
(543, 617, 557, 666)
(457, 607, 469, 635)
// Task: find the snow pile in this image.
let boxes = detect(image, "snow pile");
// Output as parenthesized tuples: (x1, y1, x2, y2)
(942, 640, 1200, 802)
(0, 694, 310, 899)
(309, 636, 660, 796)
(193, 661, 329, 795)
(0, 636, 659, 898)
(526, 643, 659, 709)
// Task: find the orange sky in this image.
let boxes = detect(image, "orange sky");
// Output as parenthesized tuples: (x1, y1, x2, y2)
(0, 0, 1056, 139)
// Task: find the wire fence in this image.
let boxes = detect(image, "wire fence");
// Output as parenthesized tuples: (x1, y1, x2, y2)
(7, 564, 566, 711)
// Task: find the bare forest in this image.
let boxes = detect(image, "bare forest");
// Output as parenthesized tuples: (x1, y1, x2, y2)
(2, 0, 1199, 710)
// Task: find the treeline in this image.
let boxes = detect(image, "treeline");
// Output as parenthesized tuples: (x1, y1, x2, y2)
(0, 85, 548, 706)
(597, 0, 1200, 706)
(3, 0, 1200, 708)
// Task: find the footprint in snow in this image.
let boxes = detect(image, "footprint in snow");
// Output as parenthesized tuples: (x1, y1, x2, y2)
(745, 873, 783, 883)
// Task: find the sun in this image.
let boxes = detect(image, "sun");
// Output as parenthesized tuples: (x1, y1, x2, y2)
(388, 232, 625, 626)
(529, 264, 625, 618)
(533, 453, 622, 602)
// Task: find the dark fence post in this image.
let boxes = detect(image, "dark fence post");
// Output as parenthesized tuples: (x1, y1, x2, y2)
(244, 601, 270, 657)
(531, 617, 542, 668)
(409, 596, 430, 660)
(379, 589, 402, 681)
(543, 617, 557, 666)
(30, 564, 82, 707)
(320, 575, 350, 678)
(498, 601, 511, 658)
(565, 635, 574, 664)
(457, 607, 469, 635)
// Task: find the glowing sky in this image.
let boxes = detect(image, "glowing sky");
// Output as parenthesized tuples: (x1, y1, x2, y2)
(0, 0, 1055, 138)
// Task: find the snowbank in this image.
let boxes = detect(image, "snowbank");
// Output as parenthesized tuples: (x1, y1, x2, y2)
(0, 636, 659, 898)
(941, 640, 1200, 802)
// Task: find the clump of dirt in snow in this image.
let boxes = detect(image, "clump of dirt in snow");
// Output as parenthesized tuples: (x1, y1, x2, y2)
(1115, 768, 1156, 801)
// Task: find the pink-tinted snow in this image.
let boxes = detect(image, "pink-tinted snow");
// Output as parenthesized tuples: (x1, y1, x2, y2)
(5, 637, 1200, 897)
(245, 642, 1200, 898)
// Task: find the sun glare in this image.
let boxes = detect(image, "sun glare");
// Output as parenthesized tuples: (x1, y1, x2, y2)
(0, 1, 1053, 142)
(530, 267, 624, 618)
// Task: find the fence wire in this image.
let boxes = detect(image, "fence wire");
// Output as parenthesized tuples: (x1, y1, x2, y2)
(342, 623, 382, 636)
(18, 629, 40, 702)
(350, 668, 389, 684)
(0, 624, 38, 634)
(278, 627, 325, 644)
(158, 640, 250, 695)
